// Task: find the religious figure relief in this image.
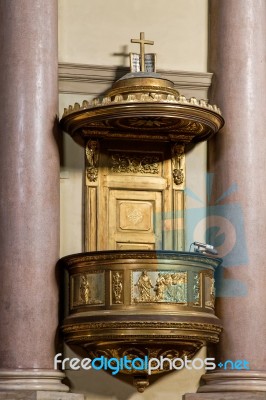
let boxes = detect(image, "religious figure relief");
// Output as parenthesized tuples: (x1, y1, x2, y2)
(134, 271, 154, 302)
(162, 273, 187, 303)
(205, 277, 215, 308)
(171, 143, 185, 185)
(112, 272, 123, 304)
(133, 271, 187, 303)
(193, 273, 201, 306)
(205, 274, 215, 308)
(154, 273, 166, 301)
(77, 273, 104, 306)
(85, 139, 99, 182)
(80, 275, 90, 304)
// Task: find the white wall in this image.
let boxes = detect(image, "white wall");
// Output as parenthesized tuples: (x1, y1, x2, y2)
(59, 0, 208, 72)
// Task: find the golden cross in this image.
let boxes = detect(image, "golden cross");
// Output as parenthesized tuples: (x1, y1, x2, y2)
(131, 32, 154, 72)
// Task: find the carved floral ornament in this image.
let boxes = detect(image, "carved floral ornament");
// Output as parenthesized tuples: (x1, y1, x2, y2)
(110, 152, 160, 175)
(171, 143, 185, 185)
(85, 139, 99, 182)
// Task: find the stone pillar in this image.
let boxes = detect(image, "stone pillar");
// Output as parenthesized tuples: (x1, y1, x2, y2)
(184, 0, 266, 397)
(0, 0, 68, 392)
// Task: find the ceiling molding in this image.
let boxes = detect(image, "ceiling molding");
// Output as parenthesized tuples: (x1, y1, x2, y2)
(58, 62, 213, 99)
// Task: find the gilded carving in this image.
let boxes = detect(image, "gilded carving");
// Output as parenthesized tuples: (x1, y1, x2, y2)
(80, 275, 90, 304)
(154, 273, 166, 301)
(134, 270, 154, 302)
(88, 343, 200, 376)
(193, 272, 201, 306)
(63, 251, 221, 268)
(85, 139, 99, 182)
(119, 201, 152, 231)
(81, 129, 194, 143)
(127, 116, 169, 128)
(171, 143, 185, 185)
(205, 276, 215, 309)
(112, 271, 123, 304)
(110, 152, 160, 175)
(62, 95, 222, 117)
(133, 270, 187, 303)
(63, 321, 222, 336)
(72, 272, 105, 307)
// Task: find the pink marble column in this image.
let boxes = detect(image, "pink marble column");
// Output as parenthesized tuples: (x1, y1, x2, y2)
(0, 0, 67, 391)
(198, 0, 266, 393)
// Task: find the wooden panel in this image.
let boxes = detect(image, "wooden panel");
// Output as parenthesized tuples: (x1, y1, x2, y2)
(116, 243, 154, 251)
(84, 140, 185, 252)
(108, 190, 162, 250)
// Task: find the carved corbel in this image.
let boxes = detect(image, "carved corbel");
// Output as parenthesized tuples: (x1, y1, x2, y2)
(85, 139, 99, 182)
(171, 143, 185, 185)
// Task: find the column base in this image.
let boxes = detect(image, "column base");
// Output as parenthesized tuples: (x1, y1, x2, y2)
(0, 391, 84, 400)
(0, 370, 69, 392)
(183, 393, 266, 400)
(198, 371, 266, 392)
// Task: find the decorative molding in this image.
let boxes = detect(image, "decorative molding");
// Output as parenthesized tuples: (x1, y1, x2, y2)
(112, 271, 123, 304)
(85, 139, 99, 182)
(58, 62, 213, 97)
(110, 152, 160, 175)
(63, 321, 222, 335)
(171, 143, 185, 186)
(61, 250, 221, 268)
(198, 371, 266, 394)
(0, 370, 69, 392)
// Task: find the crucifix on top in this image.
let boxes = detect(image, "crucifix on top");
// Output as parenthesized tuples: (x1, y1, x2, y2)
(130, 32, 157, 73)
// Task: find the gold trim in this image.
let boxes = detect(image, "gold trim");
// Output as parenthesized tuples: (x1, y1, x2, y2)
(61, 250, 221, 268)
(63, 321, 222, 333)
(85, 139, 99, 182)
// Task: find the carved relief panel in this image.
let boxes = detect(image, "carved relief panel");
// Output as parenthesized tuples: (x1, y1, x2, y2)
(85, 140, 185, 252)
